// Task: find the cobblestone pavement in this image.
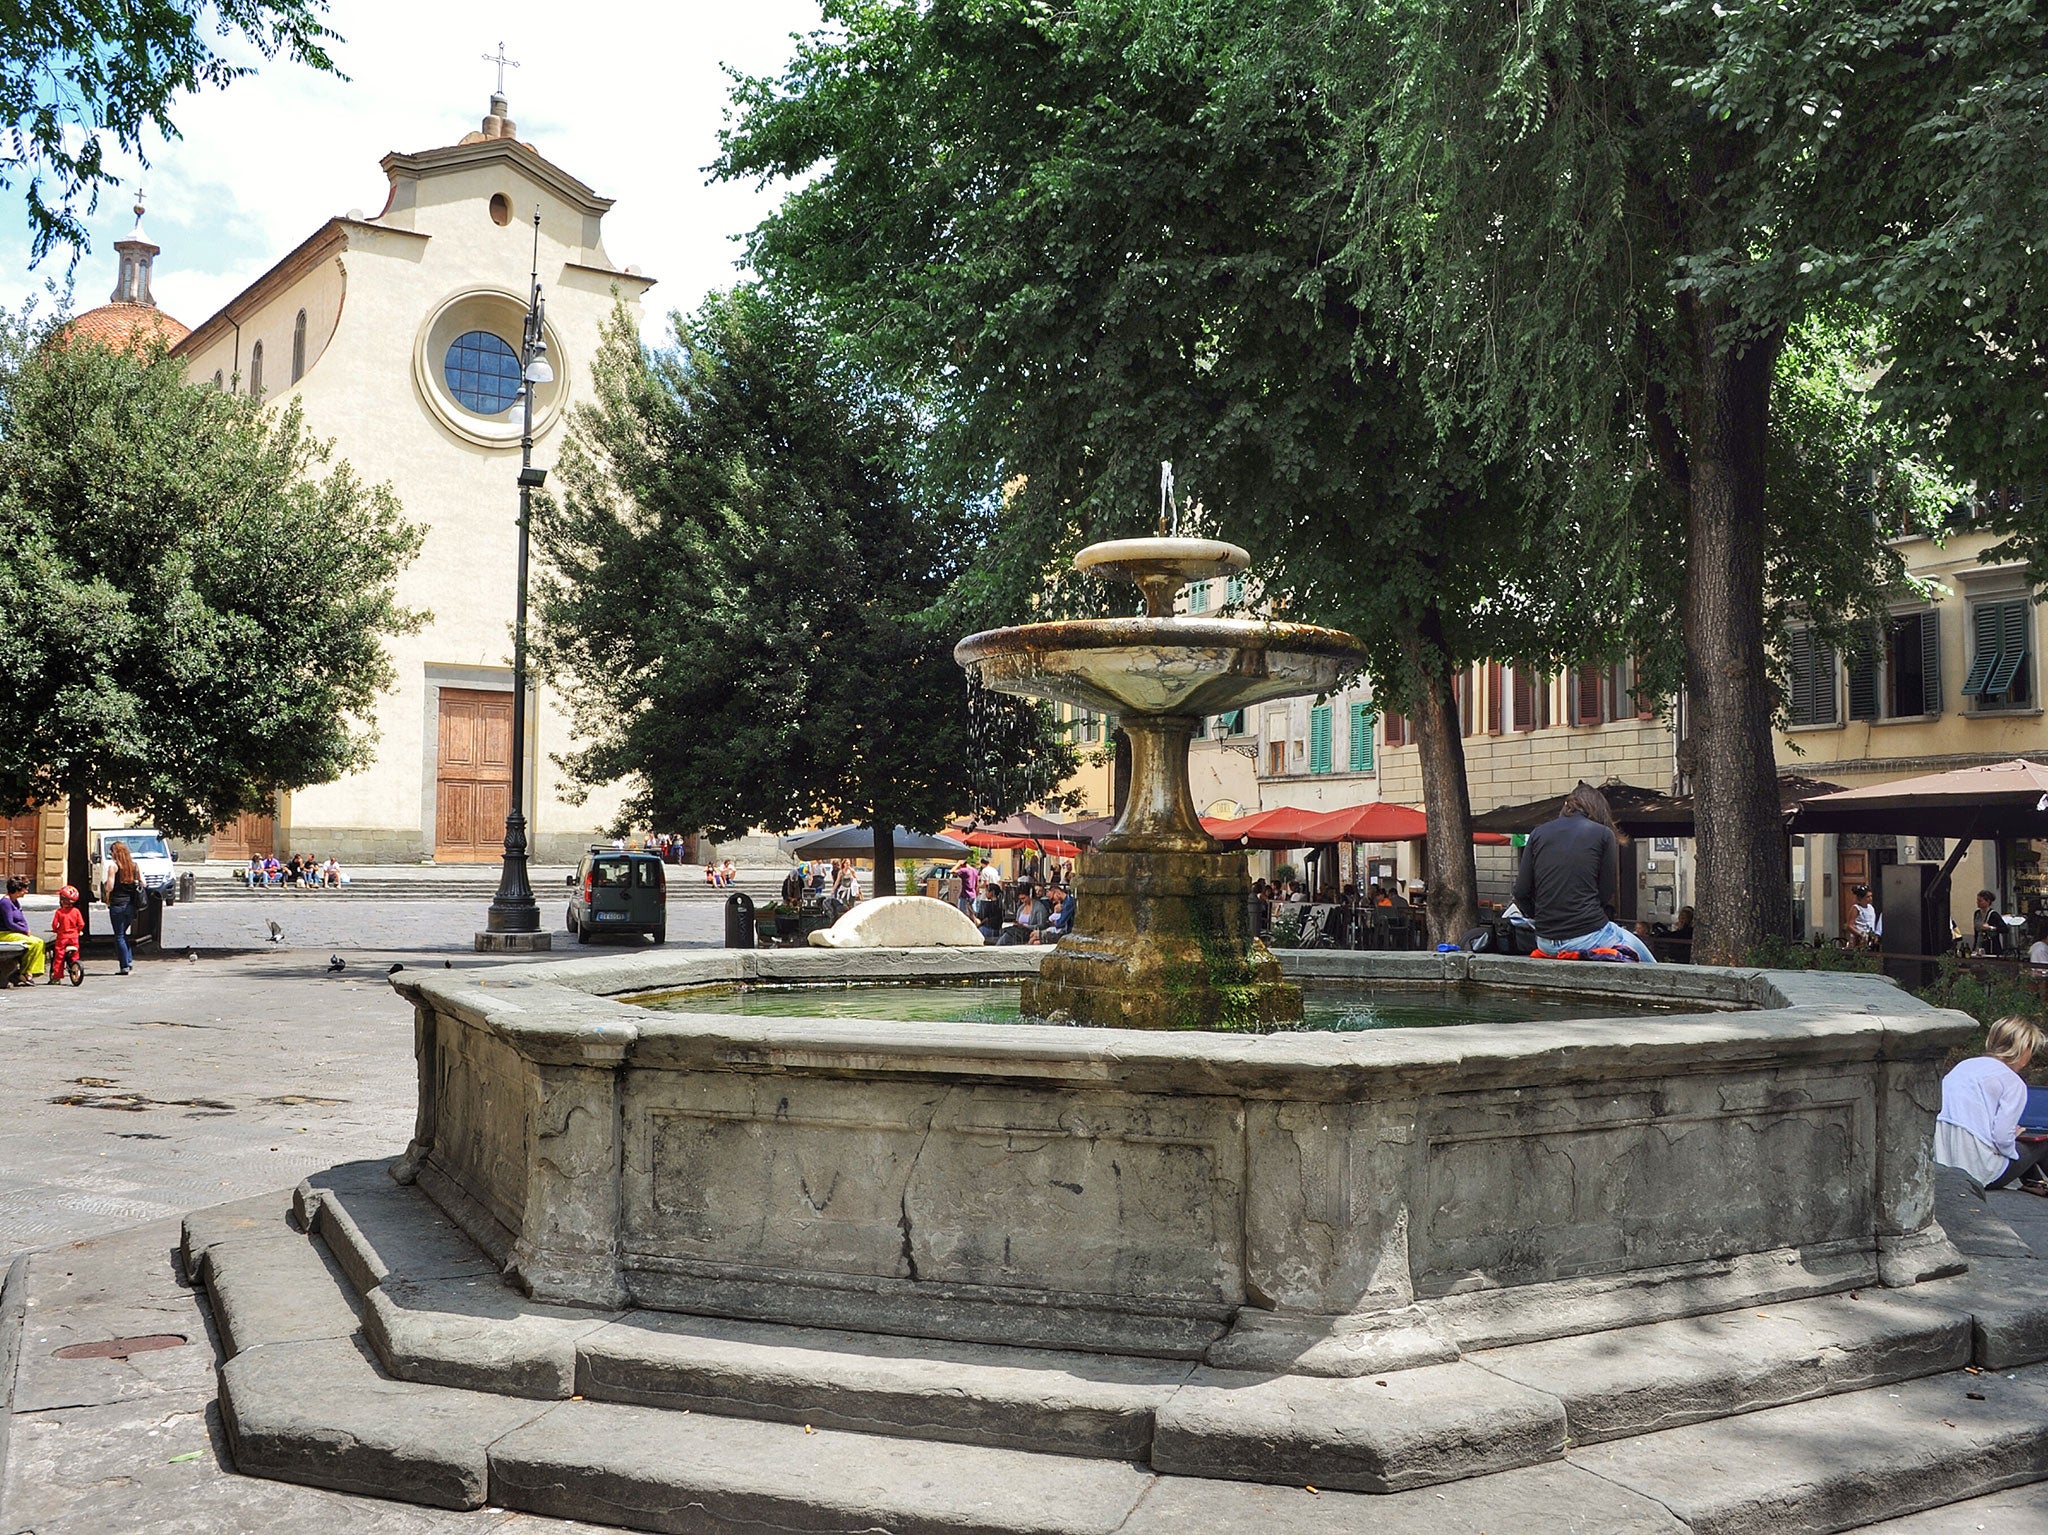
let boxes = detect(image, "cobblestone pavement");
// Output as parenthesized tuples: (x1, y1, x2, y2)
(0, 901, 719, 1259)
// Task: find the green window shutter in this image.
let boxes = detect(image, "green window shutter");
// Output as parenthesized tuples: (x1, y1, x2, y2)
(1349, 702, 1374, 771)
(1309, 705, 1332, 773)
(1987, 599, 2028, 695)
(1187, 582, 1209, 613)
(1813, 640, 1837, 724)
(1846, 627, 1880, 721)
(1788, 628, 1815, 725)
(1920, 609, 1941, 715)
(1226, 575, 1244, 606)
(1964, 603, 2002, 695)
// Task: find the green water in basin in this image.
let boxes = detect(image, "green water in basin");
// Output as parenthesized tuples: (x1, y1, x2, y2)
(634, 980, 1679, 1031)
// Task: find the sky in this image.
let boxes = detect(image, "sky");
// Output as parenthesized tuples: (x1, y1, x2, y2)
(0, 0, 827, 339)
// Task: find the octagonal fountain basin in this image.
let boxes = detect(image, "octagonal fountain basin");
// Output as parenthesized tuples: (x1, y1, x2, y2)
(392, 946, 1968, 1379)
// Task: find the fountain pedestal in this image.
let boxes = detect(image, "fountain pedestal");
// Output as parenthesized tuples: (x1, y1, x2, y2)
(1024, 711, 1299, 1030)
(1025, 847, 1297, 1030)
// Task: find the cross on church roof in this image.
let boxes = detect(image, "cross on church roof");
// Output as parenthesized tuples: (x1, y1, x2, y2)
(483, 42, 520, 95)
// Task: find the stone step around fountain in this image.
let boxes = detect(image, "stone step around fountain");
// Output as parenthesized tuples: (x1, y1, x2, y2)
(181, 1174, 2048, 1533)
(294, 1164, 2048, 1484)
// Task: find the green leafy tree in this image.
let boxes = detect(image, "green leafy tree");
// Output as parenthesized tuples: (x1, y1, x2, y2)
(719, 0, 1638, 940)
(1206, 0, 2034, 962)
(0, 309, 424, 901)
(3, 1, 340, 262)
(529, 292, 1076, 895)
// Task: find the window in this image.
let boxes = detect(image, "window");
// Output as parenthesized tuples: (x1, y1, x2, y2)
(1846, 611, 1939, 721)
(1215, 709, 1246, 737)
(248, 340, 263, 395)
(1226, 575, 1245, 606)
(443, 330, 523, 415)
(290, 309, 307, 383)
(1512, 669, 1537, 733)
(1573, 666, 1605, 727)
(1187, 581, 1209, 613)
(1348, 702, 1375, 772)
(1485, 662, 1502, 735)
(1786, 627, 1840, 727)
(210, 369, 223, 391)
(1964, 598, 2033, 710)
(1384, 711, 1408, 748)
(1457, 671, 1474, 736)
(1266, 739, 1288, 776)
(1308, 704, 1333, 773)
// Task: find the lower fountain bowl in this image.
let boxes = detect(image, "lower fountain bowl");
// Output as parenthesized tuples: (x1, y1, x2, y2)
(392, 948, 1968, 1376)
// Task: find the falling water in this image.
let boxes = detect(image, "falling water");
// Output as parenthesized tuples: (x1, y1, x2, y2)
(1159, 460, 1179, 538)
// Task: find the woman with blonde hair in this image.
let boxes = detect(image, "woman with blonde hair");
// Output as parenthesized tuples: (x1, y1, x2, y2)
(101, 840, 144, 976)
(1936, 1015, 2048, 1192)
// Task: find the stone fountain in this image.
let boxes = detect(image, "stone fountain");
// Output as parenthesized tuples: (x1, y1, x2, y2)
(955, 536, 1369, 1029)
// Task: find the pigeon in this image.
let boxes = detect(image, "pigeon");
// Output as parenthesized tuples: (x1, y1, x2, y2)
(266, 920, 283, 943)
(443, 960, 453, 968)
(186, 950, 198, 964)
(388, 962, 405, 975)
(327, 955, 345, 973)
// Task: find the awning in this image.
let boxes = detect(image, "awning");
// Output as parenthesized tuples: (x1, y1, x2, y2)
(959, 830, 1083, 858)
(1203, 803, 1510, 848)
(1789, 759, 2048, 841)
(1472, 774, 1844, 839)
(778, 825, 970, 858)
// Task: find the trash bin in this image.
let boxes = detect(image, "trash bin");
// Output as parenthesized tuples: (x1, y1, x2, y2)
(724, 891, 756, 949)
(176, 871, 196, 903)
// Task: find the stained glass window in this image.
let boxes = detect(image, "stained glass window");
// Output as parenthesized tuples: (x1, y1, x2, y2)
(443, 330, 522, 415)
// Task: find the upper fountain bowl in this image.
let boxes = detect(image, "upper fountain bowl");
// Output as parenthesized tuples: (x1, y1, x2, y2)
(1076, 537, 1249, 618)
(956, 616, 1369, 718)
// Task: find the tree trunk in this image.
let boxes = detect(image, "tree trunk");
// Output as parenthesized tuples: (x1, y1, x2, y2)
(870, 823, 897, 896)
(65, 783, 93, 937)
(1403, 607, 1480, 946)
(1681, 298, 1789, 965)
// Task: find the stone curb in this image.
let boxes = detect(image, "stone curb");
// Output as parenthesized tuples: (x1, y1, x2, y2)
(0, 1250, 27, 1505)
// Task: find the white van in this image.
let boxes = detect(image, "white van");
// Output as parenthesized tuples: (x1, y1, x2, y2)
(93, 828, 177, 898)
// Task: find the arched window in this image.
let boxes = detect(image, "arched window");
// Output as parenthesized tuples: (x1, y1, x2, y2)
(249, 341, 264, 395)
(211, 369, 224, 391)
(291, 309, 307, 383)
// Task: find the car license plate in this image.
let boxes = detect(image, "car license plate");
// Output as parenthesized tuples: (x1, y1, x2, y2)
(595, 911, 628, 921)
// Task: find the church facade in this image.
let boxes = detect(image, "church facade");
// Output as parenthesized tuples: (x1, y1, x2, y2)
(172, 93, 655, 863)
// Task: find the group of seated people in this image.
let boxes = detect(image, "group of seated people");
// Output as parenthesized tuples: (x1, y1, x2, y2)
(239, 853, 344, 888)
(944, 863, 1074, 945)
(702, 859, 739, 887)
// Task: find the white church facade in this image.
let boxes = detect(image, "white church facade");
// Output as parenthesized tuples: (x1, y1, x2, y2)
(172, 92, 655, 863)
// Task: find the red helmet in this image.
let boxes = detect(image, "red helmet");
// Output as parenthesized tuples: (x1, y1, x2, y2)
(57, 885, 79, 904)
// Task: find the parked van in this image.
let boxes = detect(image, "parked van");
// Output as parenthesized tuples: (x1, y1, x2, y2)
(92, 828, 178, 900)
(565, 846, 666, 944)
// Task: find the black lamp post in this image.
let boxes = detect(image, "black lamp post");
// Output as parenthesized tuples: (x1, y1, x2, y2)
(483, 208, 554, 944)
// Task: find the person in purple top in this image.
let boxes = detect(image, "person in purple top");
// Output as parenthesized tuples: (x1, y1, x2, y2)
(0, 877, 48, 985)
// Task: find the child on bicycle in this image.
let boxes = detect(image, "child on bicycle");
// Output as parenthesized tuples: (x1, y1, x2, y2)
(49, 885, 85, 984)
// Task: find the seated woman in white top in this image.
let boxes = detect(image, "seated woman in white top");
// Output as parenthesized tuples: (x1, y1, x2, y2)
(1936, 1015, 2048, 1192)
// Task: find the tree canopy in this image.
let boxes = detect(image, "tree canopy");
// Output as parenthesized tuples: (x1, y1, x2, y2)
(0, 311, 423, 860)
(3, 1, 339, 263)
(529, 291, 1076, 893)
(718, 0, 1952, 942)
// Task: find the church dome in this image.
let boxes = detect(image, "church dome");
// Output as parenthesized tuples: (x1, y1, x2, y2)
(63, 302, 190, 352)
(60, 190, 188, 352)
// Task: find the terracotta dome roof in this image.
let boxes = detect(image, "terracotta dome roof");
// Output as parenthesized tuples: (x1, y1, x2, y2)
(62, 302, 191, 352)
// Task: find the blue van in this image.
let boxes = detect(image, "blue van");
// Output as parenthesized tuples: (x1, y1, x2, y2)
(565, 847, 667, 944)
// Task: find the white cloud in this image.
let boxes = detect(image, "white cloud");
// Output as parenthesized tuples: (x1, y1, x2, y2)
(0, 0, 826, 339)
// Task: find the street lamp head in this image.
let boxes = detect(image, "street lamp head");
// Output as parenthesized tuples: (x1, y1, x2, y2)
(524, 354, 554, 386)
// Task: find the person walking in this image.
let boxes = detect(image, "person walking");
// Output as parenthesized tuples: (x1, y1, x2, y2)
(1510, 783, 1656, 963)
(101, 841, 144, 975)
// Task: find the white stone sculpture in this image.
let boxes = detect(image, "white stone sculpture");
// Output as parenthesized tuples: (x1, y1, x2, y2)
(807, 895, 987, 949)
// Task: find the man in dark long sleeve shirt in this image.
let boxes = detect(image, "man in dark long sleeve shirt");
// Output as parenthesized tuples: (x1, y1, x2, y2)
(1510, 788, 1656, 962)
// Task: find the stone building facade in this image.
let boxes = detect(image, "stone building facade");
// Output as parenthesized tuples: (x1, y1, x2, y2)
(170, 93, 655, 863)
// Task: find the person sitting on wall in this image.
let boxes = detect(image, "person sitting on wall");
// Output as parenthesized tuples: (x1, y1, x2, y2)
(1935, 1015, 2048, 1194)
(1511, 783, 1657, 963)
(0, 878, 47, 986)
